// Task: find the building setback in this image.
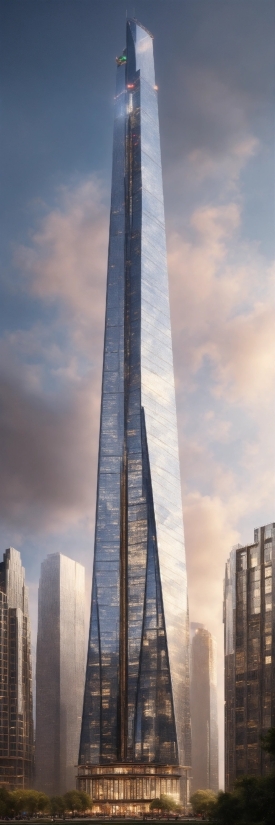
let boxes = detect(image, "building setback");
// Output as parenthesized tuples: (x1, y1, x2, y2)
(35, 553, 85, 794)
(190, 624, 219, 794)
(0, 548, 34, 789)
(78, 18, 191, 814)
(224, 523, 275, 790)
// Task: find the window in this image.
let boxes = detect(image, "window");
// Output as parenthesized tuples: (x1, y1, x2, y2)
(250, 547, 260, 568)
(265, 595, 272, 612)
(264, 545, 272, 563)
(249, 567, 261, 614)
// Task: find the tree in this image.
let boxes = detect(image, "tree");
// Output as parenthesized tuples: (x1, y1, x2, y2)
(150, 794, 179, 813)
(211, 776, 275, 825)
(210, 734, 275, 825)
(211, 790, 242, 825)
(150, 797, 162, 811)
(33, 791, 50, 814)
(235, 775, 275, 825)
(261, 727, 275, 763)
(0, 788, 10, 818)
(160, 794, 179, 812)
(190, 789, 217, 817)
(50, 795, 66, 816)
(77, 790, 93, 811)
(10, 790, 50, 816)
(64, 790, 92, 813)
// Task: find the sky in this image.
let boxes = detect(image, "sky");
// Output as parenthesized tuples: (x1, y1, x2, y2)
(0, 0, 274, 787)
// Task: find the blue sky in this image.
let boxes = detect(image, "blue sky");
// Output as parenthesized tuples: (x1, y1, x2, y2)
(0, 0, 274, 786)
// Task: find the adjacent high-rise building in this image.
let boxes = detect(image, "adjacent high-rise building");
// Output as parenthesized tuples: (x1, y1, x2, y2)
(35, 553, 85, 794)
(190, 623, 219, 794)
(78, 19, 191, 814)
(224, 523, 274, 790)
(0, 548, 34, 789)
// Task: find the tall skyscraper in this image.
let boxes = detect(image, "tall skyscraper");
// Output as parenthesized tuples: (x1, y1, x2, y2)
(0, 548, 34, 789)
(35, 553, 85, 794)
(78, 20, 190, 814)
(224, 523, 274, 790)
(190, 623, 219, 794)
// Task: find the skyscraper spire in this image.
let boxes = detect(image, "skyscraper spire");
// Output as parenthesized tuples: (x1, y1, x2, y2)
(78, 20, 191, 813)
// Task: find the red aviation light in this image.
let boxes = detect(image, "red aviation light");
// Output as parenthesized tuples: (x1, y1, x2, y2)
(127, 84, 135, 89)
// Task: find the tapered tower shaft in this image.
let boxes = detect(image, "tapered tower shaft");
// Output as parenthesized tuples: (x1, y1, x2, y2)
(78, 19, 191, 811)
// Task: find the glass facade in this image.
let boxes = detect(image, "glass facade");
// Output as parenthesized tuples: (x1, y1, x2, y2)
(78, 19, 190, 810)
(0, 548, 34, 788)
(78, 763, 182, 815)
(35, 553, 85, 794)
(190, 624, 219, 793)
(224, 524, 275, 790)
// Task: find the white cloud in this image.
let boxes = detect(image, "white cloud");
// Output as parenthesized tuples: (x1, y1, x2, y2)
(0, 177, 109, 532)
(187, 134, 259, 185)
(16, 177, 108, 355)
(168, 204, 275, 407)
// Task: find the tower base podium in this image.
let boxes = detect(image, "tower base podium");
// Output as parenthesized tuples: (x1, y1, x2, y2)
(77, 763, 189, 814)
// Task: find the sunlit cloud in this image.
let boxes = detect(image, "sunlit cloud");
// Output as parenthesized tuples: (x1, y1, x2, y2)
(16, 177, 108, 355)
(0, 177, 110, 533)
(168, 204, 275, 407)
